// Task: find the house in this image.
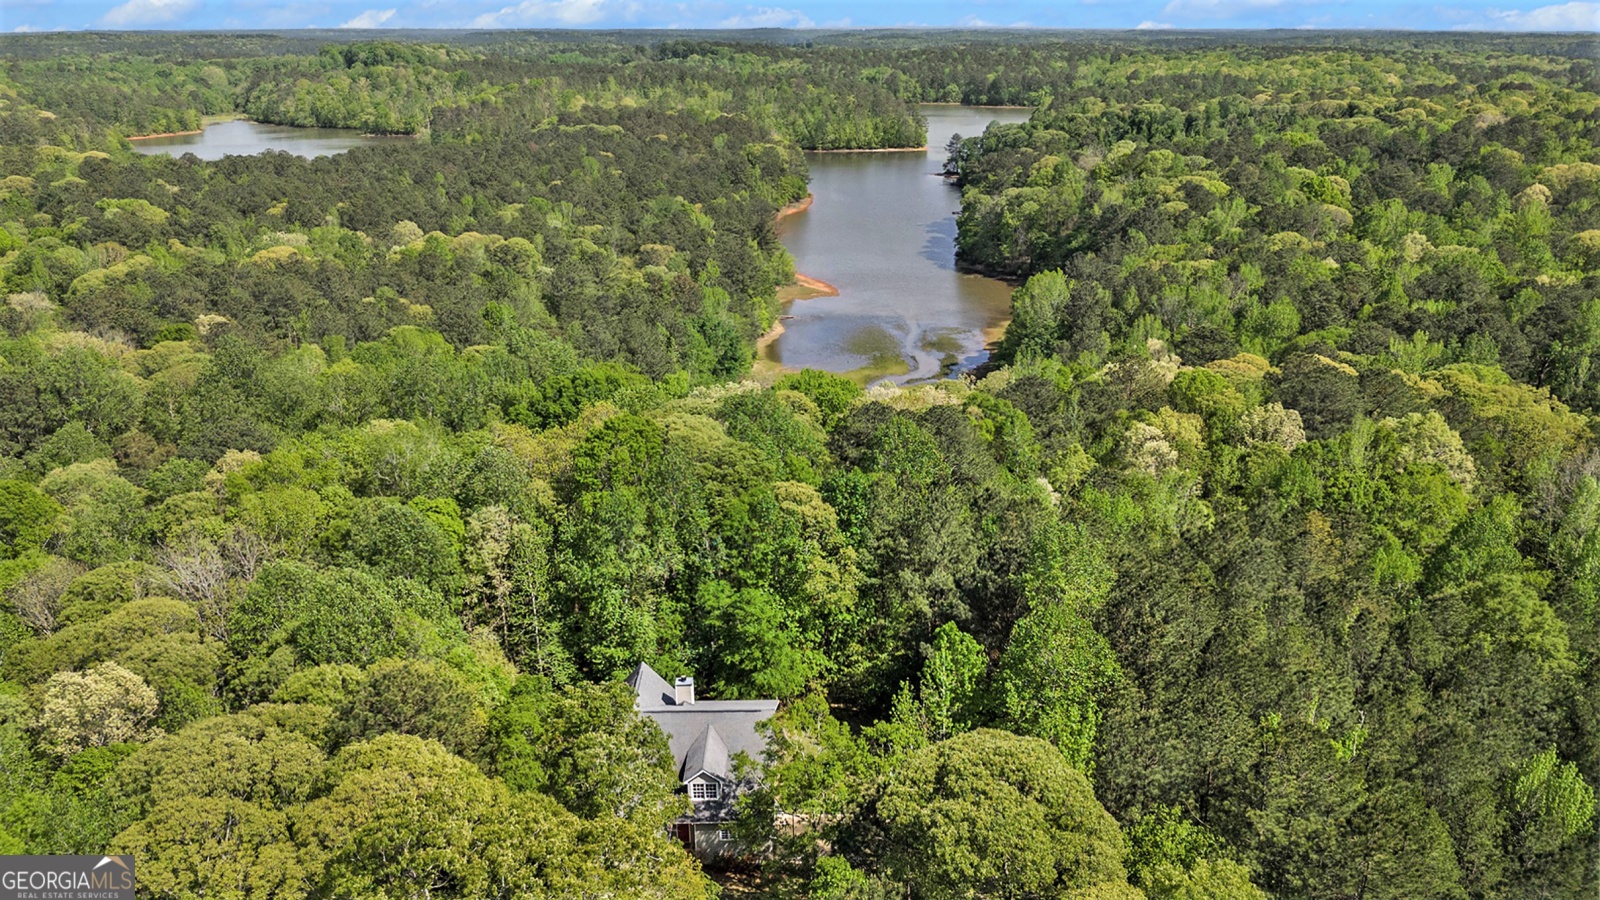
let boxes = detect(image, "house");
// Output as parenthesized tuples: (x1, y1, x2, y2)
(628, 662, 778, 859)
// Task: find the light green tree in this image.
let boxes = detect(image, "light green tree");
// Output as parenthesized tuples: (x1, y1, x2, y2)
(36, 662, 158, 757)
(298, 733, 712, 899)
(111, 798, 310, 900)
(990, 522, 1120, 771)
(842, 728, 1133, 898)
(114, 714, 326, 817)
(891, 621, 987, 742)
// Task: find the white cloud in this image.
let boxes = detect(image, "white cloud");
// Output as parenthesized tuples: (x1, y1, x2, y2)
(100, 0, 198, 25)
(470, 0, 627, 26)
(949, 15, 1033, 26)
(1135, 19, 1174, 28)
(720, 6, 814, 27)
(338, 7, 397, 26)
(13, 24, 39, 31)
(1486, 2, 1598, 29)
(1160, 0, 1290, 20)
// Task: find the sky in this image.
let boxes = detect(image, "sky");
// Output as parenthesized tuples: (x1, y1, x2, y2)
(2, 0, 1595, 34)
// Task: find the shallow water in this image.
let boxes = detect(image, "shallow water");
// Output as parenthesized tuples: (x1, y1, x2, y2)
(765, 105, 1033, 383)
(129, 119, 393, 161)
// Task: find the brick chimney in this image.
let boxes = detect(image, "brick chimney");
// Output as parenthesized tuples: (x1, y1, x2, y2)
(674, 676, 696, 705)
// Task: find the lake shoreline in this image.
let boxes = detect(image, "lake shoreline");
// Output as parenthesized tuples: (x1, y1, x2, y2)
(920, 103, 1034, 110)
(972, 318, 1013, 380)
(756, 317, 792, 353)
(757, 195, 838, 377)
(954, 257, 1026, 287)
(791, 273, 839, 297)
(807, 146, 928, 154)
(128, 113, 247, 140)
(128, 116, 419, 146)
(775, 195, 813, 221)
(128, 118, 409, 161)
(758, 275, 839, 359)
(128, 129, 204, 141)
(772, 195, 840, 297)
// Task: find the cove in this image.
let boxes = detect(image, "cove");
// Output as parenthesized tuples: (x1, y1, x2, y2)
(763, 104, 1033, 384)
(129, 119, 395, 161)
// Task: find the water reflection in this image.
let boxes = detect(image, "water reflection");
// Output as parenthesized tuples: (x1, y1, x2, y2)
(130, 119, 395, 161)
(921, 216, 960, 270)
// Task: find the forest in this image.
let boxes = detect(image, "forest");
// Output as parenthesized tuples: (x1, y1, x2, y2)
(0, 29, 1596, 899)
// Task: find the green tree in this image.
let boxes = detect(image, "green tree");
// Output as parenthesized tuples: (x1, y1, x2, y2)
(1270, 354, 1363, 441)
(840, 729, 1132, 898)
(294, 733, 507, 899)
(775, 369, 863, 430)
(1141, 858, 1267, 900)
(297, 733, 713, 899)
(1509, 747, 1597, 861)
(0, 480, 59, 559)
(462, 505, 574, 684)
(715, 388, 830, 484)
(37, 460, 147, 566)
(36, 662, 159, 758)
(891, 621, 988, 742)
(229, 561, 456, 666)
(346, 497, 462, 592)
(736, 693, 882, 872)
(108, 715, 327, 895)
(697, 579, 821, 699)
(996, 602, 1119, 773)
(998, 270, 1071, 362)
(112, 797, 310, 900)
(992, 525, 1120, 771)
(488, 677, 685, 829)
(337, 657, 485, 757)
(114, 714, 326, 817)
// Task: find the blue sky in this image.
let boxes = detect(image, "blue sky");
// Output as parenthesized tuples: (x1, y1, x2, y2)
(3, 0, 1595, 34)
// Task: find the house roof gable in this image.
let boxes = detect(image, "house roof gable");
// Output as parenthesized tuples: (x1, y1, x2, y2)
(626, 662, 677, 709)
(628, 662, 778, 786)
(681, 722, 730, 781)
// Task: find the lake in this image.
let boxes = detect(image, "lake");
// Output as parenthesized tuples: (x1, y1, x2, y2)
(129, 119, 394, 161)
(764, 104, 1033, 384)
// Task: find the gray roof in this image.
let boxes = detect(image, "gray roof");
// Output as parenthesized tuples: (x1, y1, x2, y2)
(626, 662, 677, 708)
(682, 723, 730, 781)
(679, 796, 739, 824)
(628, 663, 778, 782)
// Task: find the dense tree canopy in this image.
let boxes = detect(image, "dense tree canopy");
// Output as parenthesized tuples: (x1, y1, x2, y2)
(0, 28, 1595, 900)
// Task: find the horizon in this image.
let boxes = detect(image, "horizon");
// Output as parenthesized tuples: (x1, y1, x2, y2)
(4, 1, 1595, 37)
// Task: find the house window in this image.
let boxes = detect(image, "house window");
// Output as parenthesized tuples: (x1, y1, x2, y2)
(690, 781, 720, 801)
(717, 829, 733, 842)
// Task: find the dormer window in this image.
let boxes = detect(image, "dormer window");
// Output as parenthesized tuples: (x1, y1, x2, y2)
(690, 780, 720, 801)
